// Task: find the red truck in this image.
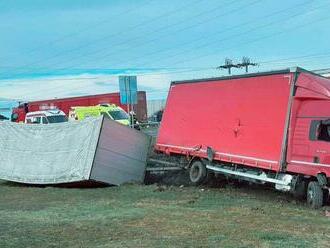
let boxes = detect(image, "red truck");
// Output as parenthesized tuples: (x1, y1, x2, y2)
(11, 91, 147, 123)
(155, 67, 330, 208)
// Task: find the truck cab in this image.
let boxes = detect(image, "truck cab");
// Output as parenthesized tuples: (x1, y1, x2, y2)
(69, 104, 130, 126)
(11, 102, 28, 123)
(25, 110, 68, 124)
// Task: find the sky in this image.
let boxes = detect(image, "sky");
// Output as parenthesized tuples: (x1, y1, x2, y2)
(0, 0, 330, 107)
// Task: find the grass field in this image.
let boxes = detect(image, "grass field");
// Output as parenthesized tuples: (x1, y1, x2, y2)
(0, 180, 330, 248)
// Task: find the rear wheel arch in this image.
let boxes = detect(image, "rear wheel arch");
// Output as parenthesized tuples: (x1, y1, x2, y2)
(187, 156, 207, 168)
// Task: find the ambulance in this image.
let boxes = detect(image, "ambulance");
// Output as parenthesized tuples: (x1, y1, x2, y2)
(69, 104, 130, 126)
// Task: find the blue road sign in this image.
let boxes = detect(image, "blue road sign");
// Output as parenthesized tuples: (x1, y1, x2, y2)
(119, 76, 137, 105)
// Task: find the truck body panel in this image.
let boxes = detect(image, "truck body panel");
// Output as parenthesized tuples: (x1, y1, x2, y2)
(156, 72, 293, 171)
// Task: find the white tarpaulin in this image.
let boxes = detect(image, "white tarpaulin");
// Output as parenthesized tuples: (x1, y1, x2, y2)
(0, 117, 102, 184)
(0, 116, 150, 185)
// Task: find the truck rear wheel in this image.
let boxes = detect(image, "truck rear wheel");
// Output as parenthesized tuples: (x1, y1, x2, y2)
(306, 181, 324, 209)
(189, 160, 207, 186)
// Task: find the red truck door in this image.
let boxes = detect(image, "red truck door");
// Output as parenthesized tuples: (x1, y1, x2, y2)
(290, 118, 330, 164)
(287, 96, 330, 177)
(308, 119, 330, 164)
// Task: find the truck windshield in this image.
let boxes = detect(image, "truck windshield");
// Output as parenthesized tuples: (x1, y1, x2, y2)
(109, 110, 128, 120)
(47, 115, 68, 123)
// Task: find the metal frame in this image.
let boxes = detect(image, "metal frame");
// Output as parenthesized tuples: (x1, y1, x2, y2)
(206, 164, 291, 186)
(279, 68, 300, 171)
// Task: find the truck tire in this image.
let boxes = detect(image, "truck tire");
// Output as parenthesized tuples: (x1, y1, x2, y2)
(189, 160, 207, 186)
(306, 181, 324, 209)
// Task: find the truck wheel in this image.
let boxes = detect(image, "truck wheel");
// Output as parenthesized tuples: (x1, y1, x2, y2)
(306, 181, 324, 209)
(189, 160, 207, 186)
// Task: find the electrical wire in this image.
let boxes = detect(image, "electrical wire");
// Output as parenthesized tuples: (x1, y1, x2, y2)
(0, 0, 156, 60)
(108, 0, 318, 68)
(42, 0, 253, 70)
(140, 6, 330, 69)
(4, 0, 205, 72)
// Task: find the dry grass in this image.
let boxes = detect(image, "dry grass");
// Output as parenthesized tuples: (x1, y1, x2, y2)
(0, 180, 329, 247)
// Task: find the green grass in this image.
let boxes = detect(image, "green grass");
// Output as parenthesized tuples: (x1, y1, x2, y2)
(0, 180, 329, 248)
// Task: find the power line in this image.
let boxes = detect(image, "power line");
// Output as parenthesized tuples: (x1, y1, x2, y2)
(3, 63, 330, 101)
(2, 53, 330, 84)
(0, 67, 216, 83)
(3, 0, 242, 79)
(49, 0, 255, 70)
(4, 0, 205, 73)
(259, 52, 330, 65)
(82, 1, 309, 68)
(119, 0, 316, 68)
(140, 5, 330, 69)
(3, 0, 318, 76)
(55, 0, 319, 71)
(2, 0, 263, 83)
(74, 0, 320, 70)
(0, 0, 156, 60)
(2, 2, 330, 85)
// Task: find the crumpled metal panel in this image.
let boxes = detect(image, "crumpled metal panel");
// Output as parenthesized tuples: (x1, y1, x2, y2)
(90, 117, 151, 185)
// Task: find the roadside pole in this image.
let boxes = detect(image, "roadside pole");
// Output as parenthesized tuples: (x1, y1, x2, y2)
(124, 78, 131, 127)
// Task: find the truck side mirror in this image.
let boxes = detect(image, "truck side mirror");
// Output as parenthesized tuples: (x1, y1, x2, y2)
(309, 120, 320, 141)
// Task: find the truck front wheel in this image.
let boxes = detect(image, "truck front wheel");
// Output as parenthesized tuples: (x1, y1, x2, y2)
(189, 160, 207, 186)
(306, 181, 324, 209)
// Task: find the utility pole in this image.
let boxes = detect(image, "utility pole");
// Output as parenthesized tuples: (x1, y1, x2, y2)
(217, 58, 238, 75)
(237, 57, 258, 73)
(217, 57, 258, 74)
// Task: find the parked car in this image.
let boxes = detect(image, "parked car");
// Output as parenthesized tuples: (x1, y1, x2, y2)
(25, 109, 68, 124)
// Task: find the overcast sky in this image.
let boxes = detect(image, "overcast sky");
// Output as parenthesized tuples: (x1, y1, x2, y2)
(0, 0, 330, 101)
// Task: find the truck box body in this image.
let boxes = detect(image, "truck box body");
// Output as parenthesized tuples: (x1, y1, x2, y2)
(12, 91, 147, 122)
(155, 69, 330, 178)
(156, 71, 292, 171)
(0, 116, 150, 185)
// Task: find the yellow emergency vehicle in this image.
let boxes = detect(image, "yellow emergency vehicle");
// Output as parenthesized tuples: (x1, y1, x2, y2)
(69, 104, 130, 126)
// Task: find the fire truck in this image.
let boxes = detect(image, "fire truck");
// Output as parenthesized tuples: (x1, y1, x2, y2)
(11, 91, 147, 123)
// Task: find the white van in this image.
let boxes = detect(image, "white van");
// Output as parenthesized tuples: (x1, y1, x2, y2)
(25, 110, 68, 124)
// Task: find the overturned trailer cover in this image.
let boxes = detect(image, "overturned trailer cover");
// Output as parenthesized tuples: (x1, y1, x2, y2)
(0, 116, 150, 185)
